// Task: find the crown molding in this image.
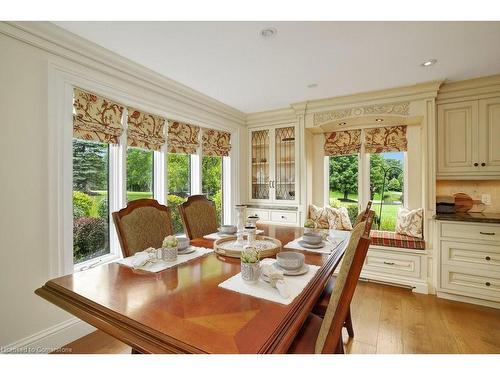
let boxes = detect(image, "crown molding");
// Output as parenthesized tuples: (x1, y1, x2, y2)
(0, 21, 246, 127)
(292, 80, 443, 113)
(437, 73, 500, 102)
(246, 107, 297, 128)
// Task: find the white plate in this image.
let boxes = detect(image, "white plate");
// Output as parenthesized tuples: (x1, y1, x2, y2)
(298, 240, 325, 249)
(178, 247, 196, 255)
(273, 263, 310, 276)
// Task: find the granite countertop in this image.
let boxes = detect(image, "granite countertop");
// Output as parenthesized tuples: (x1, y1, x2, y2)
(434, 212, 500, 224)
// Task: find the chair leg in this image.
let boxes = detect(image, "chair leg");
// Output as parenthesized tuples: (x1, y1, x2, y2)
(345, 307, 354, 338)
(131, 348, 142, 354)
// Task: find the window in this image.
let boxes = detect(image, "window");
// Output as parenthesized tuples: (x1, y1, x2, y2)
(72, 139, 110, 264)
(328, 155, 359, 224)
(126, 147, 154, 202)
(202, 155, 223, 226)
(370, 152, 405, 231)
(167, 153, 191, 233)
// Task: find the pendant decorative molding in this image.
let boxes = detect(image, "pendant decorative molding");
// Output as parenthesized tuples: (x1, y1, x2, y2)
(313, 101, 410, 127)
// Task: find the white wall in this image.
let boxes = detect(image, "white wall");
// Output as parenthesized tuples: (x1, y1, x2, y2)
(0, 23, 246, 350)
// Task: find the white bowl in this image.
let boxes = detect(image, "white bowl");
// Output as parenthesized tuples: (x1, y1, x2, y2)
(176, 237, 190, 251)
(220, 225, 237, 234)
(302, 232, 323, 245)
(276, 252, 305, 270)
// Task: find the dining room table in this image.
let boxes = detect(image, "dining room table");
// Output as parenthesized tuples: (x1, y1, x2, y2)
(35, 224, 349, 354)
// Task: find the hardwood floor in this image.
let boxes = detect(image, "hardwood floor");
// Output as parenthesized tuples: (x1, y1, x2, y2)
(55, 281, 500, 354)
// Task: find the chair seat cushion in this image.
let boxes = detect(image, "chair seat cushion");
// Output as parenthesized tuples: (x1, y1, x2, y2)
(312, 276, 336, 317)
(288, 313, 323, 354)
(370, 230, 425, 250)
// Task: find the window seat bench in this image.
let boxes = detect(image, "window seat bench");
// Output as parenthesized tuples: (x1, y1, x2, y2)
(370, 230, 426, 250)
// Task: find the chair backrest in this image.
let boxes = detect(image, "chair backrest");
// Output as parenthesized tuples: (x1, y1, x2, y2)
(112, 199, 174, 257)
(353, 200, 373, 226)
(315, 210, 375, 353)
(178, 195, 219, 240)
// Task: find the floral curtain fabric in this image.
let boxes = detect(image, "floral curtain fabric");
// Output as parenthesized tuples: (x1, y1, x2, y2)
(202, 129, 231, 156)
(324, 130, 362, 156)
(126, 107, 166, 151)
(364, 125, 407, 153)
(73, 88, 124, 144)
(167, 120, 200, 154)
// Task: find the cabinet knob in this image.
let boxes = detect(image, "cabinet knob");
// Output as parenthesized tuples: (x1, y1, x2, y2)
(481, 162, 486, 167)
(474, 162, 479, 166)
(485, 282, 491, 287)
(485, 256, 491, 261)
(281, 216, 286, 219)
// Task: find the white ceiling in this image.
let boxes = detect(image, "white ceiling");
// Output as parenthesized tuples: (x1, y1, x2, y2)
(54, 21, 500, 113)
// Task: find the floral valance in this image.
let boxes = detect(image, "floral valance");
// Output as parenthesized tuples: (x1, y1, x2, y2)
(202, 129, 231, 156)
(167, 120, 200, 154)
(126, 107, 166, 151)
(73, 88, 124, 144)
(324, 130, 362, 156)
(364, 125, 407, 153)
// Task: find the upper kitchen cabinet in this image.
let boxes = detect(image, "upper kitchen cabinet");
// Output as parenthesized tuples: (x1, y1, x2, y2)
(249, 124, 298, 204)
(437, 97, 500, 179)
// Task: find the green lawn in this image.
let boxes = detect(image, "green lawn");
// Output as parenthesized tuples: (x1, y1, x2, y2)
(329, 190, 402, 203)
(88, 190, 153, 217)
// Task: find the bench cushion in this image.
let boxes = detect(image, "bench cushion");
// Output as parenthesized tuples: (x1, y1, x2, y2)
(370, 230, 425, 250)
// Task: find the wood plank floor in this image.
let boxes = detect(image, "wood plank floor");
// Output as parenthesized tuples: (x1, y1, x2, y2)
(55, 281, 500, 354)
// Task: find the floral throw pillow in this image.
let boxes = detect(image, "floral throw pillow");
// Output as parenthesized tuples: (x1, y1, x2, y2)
(309, 205, 335, 229)
(331, 207, 353, 231)
(395, 207, 423, 238)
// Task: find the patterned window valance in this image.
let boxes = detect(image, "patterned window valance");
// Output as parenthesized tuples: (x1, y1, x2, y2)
(126, 107, 166, 151)
(202, 129, 231, 157)
(167, 120, 200, 154)
(364, 125, 407, 153)
(73, 88, 124, 144)
(324, 130, 362, 156)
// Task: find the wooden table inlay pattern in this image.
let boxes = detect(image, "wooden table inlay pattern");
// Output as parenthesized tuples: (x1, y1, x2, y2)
(35, 225, 348, 353)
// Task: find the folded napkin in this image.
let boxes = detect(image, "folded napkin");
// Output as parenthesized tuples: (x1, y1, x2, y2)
(260, 258, 290, 299)
(130, 247, 159, 268)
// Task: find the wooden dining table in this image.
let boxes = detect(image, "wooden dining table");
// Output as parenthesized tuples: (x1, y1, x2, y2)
(35, 224, 349, 354)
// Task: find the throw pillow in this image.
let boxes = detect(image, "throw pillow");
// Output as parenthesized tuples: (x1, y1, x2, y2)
(309, 205, 334, 229)
(331, 207, 353, 231)
(395, 207, 424, 238)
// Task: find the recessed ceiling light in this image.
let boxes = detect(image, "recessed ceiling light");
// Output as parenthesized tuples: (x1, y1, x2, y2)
(421, 59, 437, 67)
(375, 118, 384, 122)
(307, 83, 318, 88)
(261, 27, 277, 38)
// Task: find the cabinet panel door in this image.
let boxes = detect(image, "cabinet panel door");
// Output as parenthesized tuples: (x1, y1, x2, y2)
(437, 101, 478, 173)
(479, 97, 500, 170)
(274, 126, 297, 202)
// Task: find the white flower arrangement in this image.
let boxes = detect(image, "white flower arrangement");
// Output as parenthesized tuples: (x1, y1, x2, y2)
(241, 247, 259, 263)
(162, 235, 178, 248)
(304, 219, 316, 229)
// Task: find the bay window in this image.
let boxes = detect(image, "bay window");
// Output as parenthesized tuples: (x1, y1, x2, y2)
(202, 155, 224, 226)
(126, 147, 154, 202)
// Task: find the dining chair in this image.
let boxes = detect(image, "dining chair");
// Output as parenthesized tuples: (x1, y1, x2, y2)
(178, 195, 219, 240)
(112, 199, 174, 258)
(288, 211, 374, 354)
(312, 201, 374, 337)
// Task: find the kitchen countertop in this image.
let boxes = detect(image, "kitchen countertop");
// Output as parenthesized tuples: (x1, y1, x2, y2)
(246, 204, 298, 211)
(434, 212, 500, 224)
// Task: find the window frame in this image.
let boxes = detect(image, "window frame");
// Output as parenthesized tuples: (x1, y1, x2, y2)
(324, 133, 408, 222)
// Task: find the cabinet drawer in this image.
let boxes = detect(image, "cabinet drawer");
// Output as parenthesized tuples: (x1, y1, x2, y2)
(441, 240, 500, 271)
(270, 211, 298, 224)
(441, 222, 500, 243)
(363, 249, 421, 278)
(246, 209, 269, 221)
(441, 265, 500, 301)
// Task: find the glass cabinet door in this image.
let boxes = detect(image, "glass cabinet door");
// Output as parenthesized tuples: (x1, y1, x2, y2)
(251, 129, 270, 200)
(274, 126, 296, 201)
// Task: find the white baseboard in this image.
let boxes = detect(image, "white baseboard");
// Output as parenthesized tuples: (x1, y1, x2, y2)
(1, 318, 96, 354)
(437, 291, 500, 310)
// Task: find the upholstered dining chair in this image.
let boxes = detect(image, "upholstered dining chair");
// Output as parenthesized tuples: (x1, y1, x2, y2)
(312, 202, 374, 338)
(112, 199, 174, 258)
(178, 195, 219, 240)
(288, 211, 374, 354)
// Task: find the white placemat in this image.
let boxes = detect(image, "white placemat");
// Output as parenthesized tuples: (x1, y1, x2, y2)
(203, 229, 264, 240)
(117, 246, 213, 273)
(284, 230, 349, 254)
(218, 259, 320, 305)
